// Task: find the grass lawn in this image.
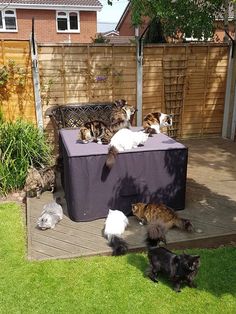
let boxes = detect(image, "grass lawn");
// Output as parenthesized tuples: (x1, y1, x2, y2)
(0, 202, 236, 314)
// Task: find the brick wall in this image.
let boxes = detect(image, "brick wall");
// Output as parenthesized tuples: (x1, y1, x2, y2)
(0, 9, 97, 43)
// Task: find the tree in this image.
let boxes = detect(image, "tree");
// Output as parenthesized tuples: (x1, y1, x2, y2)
(108, 0, 229, 41)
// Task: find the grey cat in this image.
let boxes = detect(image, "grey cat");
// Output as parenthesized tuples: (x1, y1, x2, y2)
(37, 201, 63, 230)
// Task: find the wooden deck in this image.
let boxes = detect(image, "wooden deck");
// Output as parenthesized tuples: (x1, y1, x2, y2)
(27, 137, 236, 261)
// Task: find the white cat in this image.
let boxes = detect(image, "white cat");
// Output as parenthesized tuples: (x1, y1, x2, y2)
(105, 128, 149, 169)
(103, 209, 129, 256)
(37, 201, 63, 230)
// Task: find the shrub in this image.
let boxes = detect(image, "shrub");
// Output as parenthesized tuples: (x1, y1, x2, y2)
(0, 119, 53, 195)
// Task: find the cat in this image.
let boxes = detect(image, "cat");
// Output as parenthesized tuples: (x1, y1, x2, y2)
(110, 99, 137, 131)
(103, 209, 129, 256)
(37, 200, 63, 230)
(105, 129, 149, 169)
(131, 202, 194, 232)
(145, 221, 167, 247)
(143, 112, 173, 134)
(146, 223, 200, 292)
(77, 99, 136, 144)
(24, 166, 56, 198)
(105, 128, 150, 169)
(77, 120, 113, 144)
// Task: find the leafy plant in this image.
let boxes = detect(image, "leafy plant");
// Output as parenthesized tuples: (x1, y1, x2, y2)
(91, 33, 110, 44)
(0, 119, 53, 195)
(40, 78, 54, 107)
(108, 0, 226, 41)
(0, 60, 27, 105)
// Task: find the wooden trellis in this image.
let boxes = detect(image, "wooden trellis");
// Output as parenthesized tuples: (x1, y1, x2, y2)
(162, 57, 187, 138)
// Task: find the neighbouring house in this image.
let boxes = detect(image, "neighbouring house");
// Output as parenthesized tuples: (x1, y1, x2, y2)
(115, 2, 235, 42)
(0, 0, 102, 43)
(101, 29, 134, 44)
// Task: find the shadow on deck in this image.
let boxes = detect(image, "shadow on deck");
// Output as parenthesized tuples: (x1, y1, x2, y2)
(27, 137, 236, 261)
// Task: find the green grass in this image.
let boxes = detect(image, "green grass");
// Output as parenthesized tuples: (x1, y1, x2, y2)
(0, 202, 236, 314)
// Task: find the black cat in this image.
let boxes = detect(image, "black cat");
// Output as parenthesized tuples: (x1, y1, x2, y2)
(146, 222, 200, 292)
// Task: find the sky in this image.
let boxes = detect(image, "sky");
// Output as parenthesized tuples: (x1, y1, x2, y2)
(97, 0, 129, 32)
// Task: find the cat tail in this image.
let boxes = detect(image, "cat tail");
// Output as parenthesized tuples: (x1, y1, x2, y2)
(105, 146, 119, 169)
(108, 235, 128, 256)
(174, 217, 194, 232)
(145, 221, 167, 249)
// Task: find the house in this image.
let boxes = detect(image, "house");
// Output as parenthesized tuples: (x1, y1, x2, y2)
(0, 0, 102, 43)
(115, 2, 235, 42)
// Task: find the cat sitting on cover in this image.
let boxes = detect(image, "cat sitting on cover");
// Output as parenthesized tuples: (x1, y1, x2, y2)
(110, 99, 136, 131)
(105, 129, 149, 169)
(77, 99, 136, 144)
(143, 112, 173, 134)
(103, 209, 129, 256)
(132, 202, 194, 232)
(37, 200, 63, 230)
(24, 165, 56, 198)
(77, 120, 113, 144)
(146, 222, 200, 292)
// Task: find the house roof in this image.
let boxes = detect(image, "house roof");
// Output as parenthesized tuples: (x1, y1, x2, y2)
(0, 0, 102, 11)
(105, 35, 135, 44)
(115, 1, 130, 31)
(102, 30, 119, 37)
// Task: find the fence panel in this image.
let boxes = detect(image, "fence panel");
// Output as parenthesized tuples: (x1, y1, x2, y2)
(38, 42, 229, 139)
(0, 40, 36, 123)
(143, 43, 229, 138)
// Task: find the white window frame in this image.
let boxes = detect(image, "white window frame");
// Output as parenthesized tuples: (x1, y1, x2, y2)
(56, 11, 80, 33)
(0, 9, 18, 32)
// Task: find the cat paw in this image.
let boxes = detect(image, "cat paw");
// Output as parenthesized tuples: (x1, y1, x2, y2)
(189, 282, 197, 288)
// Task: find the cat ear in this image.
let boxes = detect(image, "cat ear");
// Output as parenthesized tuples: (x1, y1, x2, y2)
(173, 256, 180, 264)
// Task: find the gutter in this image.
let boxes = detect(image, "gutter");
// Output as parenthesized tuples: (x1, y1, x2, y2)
(1, 4, 102, 11)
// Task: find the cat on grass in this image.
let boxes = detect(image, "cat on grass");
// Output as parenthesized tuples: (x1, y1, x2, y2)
(105, 129, 149, 169)
(103, 209, 129, 256)
(131, 202, 194, 232)
(146, 222, 200, 292)
(143, 112, 173, 134)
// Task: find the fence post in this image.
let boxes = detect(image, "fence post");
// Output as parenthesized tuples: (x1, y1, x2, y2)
(136, 35, 143, 126)
(30, 19, 43, 130)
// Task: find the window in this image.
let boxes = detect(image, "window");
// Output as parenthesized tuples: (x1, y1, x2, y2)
(56, 11, 80, 33)
(0, 9, 17, 32)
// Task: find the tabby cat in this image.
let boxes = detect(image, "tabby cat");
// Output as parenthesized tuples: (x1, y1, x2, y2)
(143, 112, 173, 134)
(24, 166, 56, 198)
(77, 120, 113, 144)
(77, 99, 136, 144)
(110, 99, 136, 132)
(131, 202, 194, 232)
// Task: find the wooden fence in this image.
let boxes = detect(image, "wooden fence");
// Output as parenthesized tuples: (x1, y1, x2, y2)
(38, 42, 229, 139)
(0, 40, 36, 123)
(0, 41, 228, 139)
(143, 44, 229, 138)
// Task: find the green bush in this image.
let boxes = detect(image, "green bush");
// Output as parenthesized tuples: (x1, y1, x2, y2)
(0, 119, 53, 195)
